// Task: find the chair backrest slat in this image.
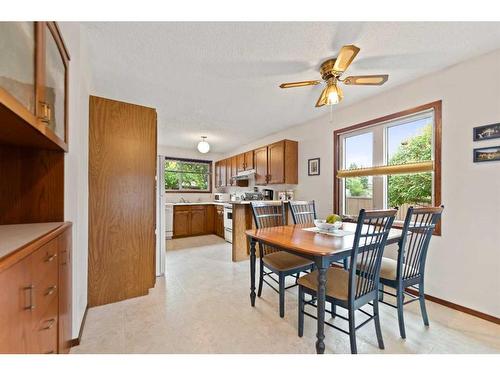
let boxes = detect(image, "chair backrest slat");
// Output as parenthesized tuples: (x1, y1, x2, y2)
(349, 209, 397, 301)
(289, 200, 317, 224)
(398, 206, 444, 280)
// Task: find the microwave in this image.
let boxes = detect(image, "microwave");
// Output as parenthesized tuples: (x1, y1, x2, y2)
(213, 193, 230, 202)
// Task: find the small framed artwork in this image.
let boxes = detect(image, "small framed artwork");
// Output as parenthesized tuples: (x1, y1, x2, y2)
(473, 123, 500, 141)
(473, 145, 500, 163)
(308, 158, 320, 176)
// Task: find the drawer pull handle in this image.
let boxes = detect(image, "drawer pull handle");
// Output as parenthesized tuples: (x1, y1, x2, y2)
(25, 285, 35, 310)
(46, 285, 57, 296)
(45, 253, 57, 262)
(42, 319, 56, 330)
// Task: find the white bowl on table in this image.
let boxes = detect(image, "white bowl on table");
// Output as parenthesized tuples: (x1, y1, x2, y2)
(314, 219, 342, 232)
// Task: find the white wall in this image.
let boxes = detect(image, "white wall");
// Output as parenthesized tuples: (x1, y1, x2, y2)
(59, 22, 92, 338)
(226, 49, 500, 317)
(157, 145, 223, 202)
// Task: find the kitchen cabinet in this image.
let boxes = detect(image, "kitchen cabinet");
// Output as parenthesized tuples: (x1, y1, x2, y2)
(190, 206, 207, 235)
(0, 223, 72, 354)
(244, 150, 254, 170)
(174, 205, 215, 238)
(215, 161, 221, 188)
(215, 205, 225, 238)
(254, 146, 268, 185)
(220, 159, 227, 187)
(0, 22, 69, 152)
(237, 153, 245, 173)
(230, 156, 237, 185)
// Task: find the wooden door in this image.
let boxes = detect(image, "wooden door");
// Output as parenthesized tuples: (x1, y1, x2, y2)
(190, 206, 206, 235)
(244, 150, 254, 170)
(254, 146, 268, 185)
(89, 96, 157, 307)
(236, 154, 245, 172)
(225, 158, 232, 186)
(220, 159, 227, 187)
(57, 227, 72, 354)
(0, 257, 32, 353)
(268, 140, 285, 184)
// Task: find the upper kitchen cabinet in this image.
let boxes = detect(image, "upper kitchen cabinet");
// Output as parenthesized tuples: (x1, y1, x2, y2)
(220, 159, 227, 187)
(0, 22, 69, 152)
(268, 140, 298, 184)
(254, 146, 268, 185)
(244, 150, 254, 170)
(38, 22, 69, 145)
(236, 153, 245, 173)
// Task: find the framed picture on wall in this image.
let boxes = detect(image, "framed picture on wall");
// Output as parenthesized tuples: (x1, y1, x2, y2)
(473, 145, 500, 163)
(308, 158, 320, 176)
(473, 123, 500, 141)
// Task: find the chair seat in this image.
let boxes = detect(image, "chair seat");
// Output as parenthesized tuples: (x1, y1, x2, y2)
(357, 257, 417, 280)
(263, 251, 313, 272)
(298, 267, 353, 300)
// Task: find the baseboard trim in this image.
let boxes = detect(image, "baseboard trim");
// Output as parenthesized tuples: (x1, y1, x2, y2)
(69, 304, 89, 347)
(405, 288, 499, 325)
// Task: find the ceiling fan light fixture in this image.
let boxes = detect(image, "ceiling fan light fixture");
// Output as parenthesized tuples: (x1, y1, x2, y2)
(197, 136, 210, 153)
(316, 80, 343, 107)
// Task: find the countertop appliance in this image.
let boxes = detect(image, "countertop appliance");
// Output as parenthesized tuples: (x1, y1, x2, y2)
(262, 189, 274, 200)
(242, 191, 263, 201)
(165, 203, 173, 239)
(223, 204, 232, 243)
(214, 193, 230, 202)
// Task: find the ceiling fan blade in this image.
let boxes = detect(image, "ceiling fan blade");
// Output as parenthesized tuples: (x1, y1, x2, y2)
(279, 80, 321, 89)
(343, 75, 389, 85)
(333, 45, 360, 73)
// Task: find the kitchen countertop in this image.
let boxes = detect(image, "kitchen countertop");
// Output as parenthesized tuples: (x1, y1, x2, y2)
(166, 200, 289, 206)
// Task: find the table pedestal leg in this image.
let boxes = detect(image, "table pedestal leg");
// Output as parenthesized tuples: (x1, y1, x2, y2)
(315, 265, 327, 354)
(250, 238, 256, 307)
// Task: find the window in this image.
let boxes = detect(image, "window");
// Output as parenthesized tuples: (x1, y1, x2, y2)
(165, 157, 212, 192)
(334, 101, 441, 232)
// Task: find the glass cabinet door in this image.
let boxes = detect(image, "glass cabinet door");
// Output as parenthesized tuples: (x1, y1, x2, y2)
(0, 22, 36, 114)
(44, 24, 67, 142)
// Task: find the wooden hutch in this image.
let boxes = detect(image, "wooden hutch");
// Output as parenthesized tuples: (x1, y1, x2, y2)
(0, 22, 73, 354)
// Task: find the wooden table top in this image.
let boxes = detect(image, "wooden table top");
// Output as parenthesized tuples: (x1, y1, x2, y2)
(246, 223, 402, 257)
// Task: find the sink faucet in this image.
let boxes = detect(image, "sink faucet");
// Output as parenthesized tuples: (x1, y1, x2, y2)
(180, 197, 187, 203)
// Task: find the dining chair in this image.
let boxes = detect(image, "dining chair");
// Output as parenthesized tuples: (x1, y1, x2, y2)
(289, 200, 349, 271)
(250, 201, 314, 318)
(297, 208, 397, 354)
(376, 205, 444, 339)
(289, 200, 317, 224)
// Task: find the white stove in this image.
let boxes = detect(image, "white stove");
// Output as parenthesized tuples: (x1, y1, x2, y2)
(223, 204, 232, 243)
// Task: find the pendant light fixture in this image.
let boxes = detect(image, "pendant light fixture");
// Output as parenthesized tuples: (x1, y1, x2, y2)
(197, 136, 210, 153)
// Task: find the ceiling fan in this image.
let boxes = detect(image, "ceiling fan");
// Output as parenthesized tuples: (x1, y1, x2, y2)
(279, 45, 389, 107)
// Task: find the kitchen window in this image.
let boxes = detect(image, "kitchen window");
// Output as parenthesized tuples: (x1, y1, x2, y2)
(165, 157, 212, 192)
(334, 101, 442, 233)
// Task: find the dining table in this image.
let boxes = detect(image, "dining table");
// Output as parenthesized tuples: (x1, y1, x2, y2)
(245, 222, 403, 354)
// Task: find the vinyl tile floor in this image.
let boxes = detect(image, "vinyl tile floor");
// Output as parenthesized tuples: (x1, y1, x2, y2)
(71, 235, 500, 354)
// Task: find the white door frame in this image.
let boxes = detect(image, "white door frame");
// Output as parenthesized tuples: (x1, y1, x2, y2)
(155, 155, 166, 276)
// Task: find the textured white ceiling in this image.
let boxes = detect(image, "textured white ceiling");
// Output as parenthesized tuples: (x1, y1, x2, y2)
(84, 22, 500, 153)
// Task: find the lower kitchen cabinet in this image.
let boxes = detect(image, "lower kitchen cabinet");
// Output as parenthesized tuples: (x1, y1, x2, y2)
(0, 222, 72, 354)
(190, 206, 207, 235)
(215, 205, 224, 238)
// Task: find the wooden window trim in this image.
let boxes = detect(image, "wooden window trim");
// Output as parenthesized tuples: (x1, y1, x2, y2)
(165, 156, 213, 193)
(333, 100, 442, 235)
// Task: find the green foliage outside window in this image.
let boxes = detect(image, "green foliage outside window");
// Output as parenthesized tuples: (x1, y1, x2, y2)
(345, 163, 371, 197)
(387, 124, 433, 207)
(165, 159, 211, 191)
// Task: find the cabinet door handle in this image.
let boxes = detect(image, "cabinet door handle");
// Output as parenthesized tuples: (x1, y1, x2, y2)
(25, 285, 35, 310)
(42, 318, 56, 330)
(45, 253, 57, 262)
(38, 102, 51, 123)
(45, 285, 57, 296)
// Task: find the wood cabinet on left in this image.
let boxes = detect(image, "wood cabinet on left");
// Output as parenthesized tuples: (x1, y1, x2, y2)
(0, 223, 72, 354)
(0, 21, 70, 152)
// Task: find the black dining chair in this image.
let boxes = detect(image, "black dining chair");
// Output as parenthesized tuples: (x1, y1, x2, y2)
(289, 200, 317, 224)
(376, 206, 444, 339)
(297, 208, 397, 354)
(250, 201, 314, 318)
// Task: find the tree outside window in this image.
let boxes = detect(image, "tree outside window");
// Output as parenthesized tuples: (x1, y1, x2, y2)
(165, 158, 212, 192)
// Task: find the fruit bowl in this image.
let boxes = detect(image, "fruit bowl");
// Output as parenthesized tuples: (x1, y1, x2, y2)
(314, 219, 342, 232)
